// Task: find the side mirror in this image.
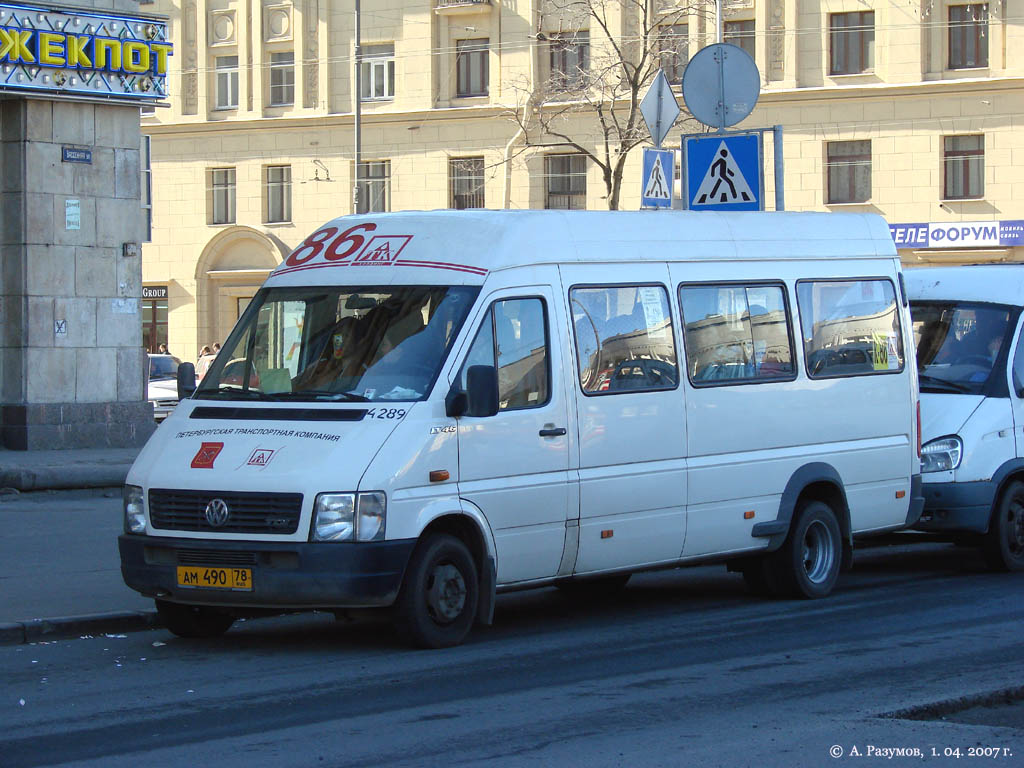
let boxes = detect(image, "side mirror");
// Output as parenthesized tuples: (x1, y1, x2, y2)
(466, 365, 499, 417)
(445, 388, 469, 418)
(177, 362, 197, 400)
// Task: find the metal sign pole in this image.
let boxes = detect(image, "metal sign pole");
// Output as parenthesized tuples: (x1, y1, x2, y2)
(773, 125, 785, 211)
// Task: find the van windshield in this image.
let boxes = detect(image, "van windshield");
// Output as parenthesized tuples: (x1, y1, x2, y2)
(196, 285, 479, 402)
(911, 301, 1015, 395)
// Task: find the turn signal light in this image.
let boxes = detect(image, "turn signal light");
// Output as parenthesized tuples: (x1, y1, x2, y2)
(429, 470, 450, 483)
(743, 510, 755, 519)
(601, 530, 614, 539)
(896, 490, 906, 499)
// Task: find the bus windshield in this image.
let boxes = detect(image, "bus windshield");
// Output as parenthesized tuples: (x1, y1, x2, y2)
(911, 301, 1016, 395)
(196, 285, 479, 403)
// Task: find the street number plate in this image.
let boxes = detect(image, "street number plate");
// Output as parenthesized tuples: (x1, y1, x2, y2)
(176, 566, 252, 591)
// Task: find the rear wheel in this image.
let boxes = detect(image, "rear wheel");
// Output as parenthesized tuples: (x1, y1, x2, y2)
(395, 534, 479, 649)
(982, 481, 1024, 572)
(768, 500, 842, 599)
(156, 600, 235, 638)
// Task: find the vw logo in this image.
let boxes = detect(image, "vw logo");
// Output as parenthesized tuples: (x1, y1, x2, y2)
(204, 498, 230, 528)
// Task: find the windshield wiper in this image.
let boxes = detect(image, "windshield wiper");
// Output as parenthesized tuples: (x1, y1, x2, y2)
(195, 386, 271, 400)
(919, 374, 974, 394)
(267, 390, 370, 402)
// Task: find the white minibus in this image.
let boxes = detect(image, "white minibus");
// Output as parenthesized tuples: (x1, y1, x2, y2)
(907, 265, 1024, 571)
(120, 211, 922, 647)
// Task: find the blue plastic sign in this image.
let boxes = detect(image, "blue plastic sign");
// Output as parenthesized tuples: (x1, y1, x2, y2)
(684, 132, 762, 211)
(889, 220, 1024, 249)
(641, 148, 674, 209)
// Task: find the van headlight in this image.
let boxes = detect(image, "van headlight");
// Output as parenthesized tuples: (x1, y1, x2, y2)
(124, 485, 146, 534)
(312, 492, 386, 542)
(921, 436, 963, 473)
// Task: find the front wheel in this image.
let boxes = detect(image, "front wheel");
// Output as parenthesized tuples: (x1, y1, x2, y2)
(156, 600, 235, 638)
(395, 534, 479, 649)
(768, 500, 842, 599)
(982, 481, 1024, 572)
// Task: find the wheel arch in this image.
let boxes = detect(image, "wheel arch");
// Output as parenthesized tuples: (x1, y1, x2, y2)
(753, 462, 852, 558)
(987, 459, 1024, 533)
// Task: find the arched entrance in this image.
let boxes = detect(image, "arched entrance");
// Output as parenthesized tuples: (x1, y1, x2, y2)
(194, 227, 288, 355)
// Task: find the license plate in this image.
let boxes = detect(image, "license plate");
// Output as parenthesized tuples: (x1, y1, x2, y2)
(176, 566, 252, 591)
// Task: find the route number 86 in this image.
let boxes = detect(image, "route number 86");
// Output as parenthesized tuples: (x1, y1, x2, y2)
(286, 222, 378, 267)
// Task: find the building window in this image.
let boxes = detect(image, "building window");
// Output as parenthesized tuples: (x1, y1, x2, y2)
(264, 165, 291, 223)
(361, 44, 395, 100)
(449, 157, 485, 209)
(357, 161, 391, 214)
(215, 55, 239, 109)
(724, 20, 755, 60)
(456, 39, 488, 97)
(550, 32, 590, 90)
(141, 135, 152, 242)
(269, 52, 295, 106)
(545, 154, 587, 209)
(142, 295, 168, 354)
(208, 167, 236, 225)
(829, 12, 874, 75)
(949, 4, 988, 69)
(826, 140, 871, 204)
(658, 25, 688, 83)
(944, 135, 984, 199)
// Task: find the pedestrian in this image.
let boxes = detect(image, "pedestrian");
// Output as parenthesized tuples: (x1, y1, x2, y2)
(158, 342, 169, 355)
(212, 342, 221, 354)
(196, 345, 215, 379)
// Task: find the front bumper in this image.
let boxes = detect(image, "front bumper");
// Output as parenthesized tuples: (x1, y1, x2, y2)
(119, 535, 416, 609)
(914, 480, 996, 533)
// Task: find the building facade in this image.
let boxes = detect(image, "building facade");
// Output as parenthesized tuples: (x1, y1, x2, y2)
(141, 0, 1024, 363)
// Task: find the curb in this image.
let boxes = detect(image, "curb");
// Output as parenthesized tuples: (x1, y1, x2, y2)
(0, 466, 131, 492)
(0, 611, 160, 646)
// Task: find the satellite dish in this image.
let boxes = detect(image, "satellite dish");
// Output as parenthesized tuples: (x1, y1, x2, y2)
(682, 43, 760, 130)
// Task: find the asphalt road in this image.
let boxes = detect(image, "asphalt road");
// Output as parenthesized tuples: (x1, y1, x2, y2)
(2, 538, 1022, 768)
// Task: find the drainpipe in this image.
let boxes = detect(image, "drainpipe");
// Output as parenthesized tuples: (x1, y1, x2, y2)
(503, 1, 539, 208)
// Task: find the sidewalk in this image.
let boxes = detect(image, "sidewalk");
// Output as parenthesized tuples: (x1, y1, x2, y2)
(0, 445, 162, 645)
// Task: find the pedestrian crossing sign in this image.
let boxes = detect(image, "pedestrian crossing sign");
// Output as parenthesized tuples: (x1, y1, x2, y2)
(683, 132, 762, 211)
(641, 148, 674, 208)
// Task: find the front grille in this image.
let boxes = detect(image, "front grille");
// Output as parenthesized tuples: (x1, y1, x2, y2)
(176, 549, 257, 566)
(149, 489, 303, 534)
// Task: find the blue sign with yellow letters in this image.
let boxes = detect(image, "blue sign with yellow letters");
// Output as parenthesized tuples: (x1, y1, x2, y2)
(0, 3, 171, 101)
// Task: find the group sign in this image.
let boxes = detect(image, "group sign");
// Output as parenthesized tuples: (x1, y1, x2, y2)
(0, 3, 171, 101)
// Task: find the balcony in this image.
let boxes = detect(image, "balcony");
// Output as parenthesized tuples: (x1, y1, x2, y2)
(434, 0, 491, 16)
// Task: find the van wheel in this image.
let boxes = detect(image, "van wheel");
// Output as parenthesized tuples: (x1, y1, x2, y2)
(556, 573, 631, 599)
(396, 534, 479, 649)
(769, 500, 842, 599)
(156, 600, 235, 638)
(982, 481, 1024, 572)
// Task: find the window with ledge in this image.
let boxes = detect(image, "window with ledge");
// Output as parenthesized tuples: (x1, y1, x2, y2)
(657, 25, 688, 83)
(361, 44, 395, 100)
(826, 140, 871, 204)
(829, 12, 874, 75)
(264, 165, 291, 223)
(545, 154, 587, 210)
(456, 39, 488, 97)
(724, 20, 755, 60)
(949, 4, 988, 69)
(208, 167, 236, 225)
(943, 135, 984, 199)
(269, 52, 294, 106)
(141, 135, 152, 242)
(357, 161, 391, 214)
(215, 55, 239, 109)
(549, 32, 590, 90)
(449, 157, 485, 209)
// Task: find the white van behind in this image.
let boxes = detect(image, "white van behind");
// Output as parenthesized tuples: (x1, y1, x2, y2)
(120, 211, 922, 648)
(907, 265, 1024, 571)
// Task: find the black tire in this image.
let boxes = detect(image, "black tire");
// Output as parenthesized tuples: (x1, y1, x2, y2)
(156, 600, 235, 638)
(982, 481, 1024, 572)
(768, 500, 842, 599)
(395, 534, 479, 649)
(556, 573, 631, 599)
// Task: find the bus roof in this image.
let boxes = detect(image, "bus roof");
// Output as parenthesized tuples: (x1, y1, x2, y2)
(265, 210, 897, 288)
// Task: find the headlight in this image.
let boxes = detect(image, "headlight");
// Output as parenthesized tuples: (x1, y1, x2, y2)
(312, 493, 355, 541)
(311, 492, 387, 542)
(921, 436, 963, 473)
(124, 485, 146, 534)
(356, 492, 387, 542)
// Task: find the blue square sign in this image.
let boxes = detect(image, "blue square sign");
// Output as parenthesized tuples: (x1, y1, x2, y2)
(684, 132, 762, 211)
(641, 148, 675, 209)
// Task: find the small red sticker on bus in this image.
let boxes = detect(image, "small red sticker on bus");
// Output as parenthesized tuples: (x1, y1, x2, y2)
(191, 442, 224, 469)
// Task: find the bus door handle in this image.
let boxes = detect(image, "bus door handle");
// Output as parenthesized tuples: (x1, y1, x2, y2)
(539, 427, 567, 437)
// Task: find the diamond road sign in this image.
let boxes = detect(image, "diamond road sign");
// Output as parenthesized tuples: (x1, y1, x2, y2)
(640, 70, 680, 148)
